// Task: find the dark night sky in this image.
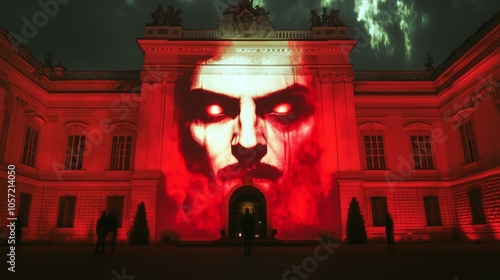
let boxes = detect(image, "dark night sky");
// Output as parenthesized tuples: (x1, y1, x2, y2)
(0, 0, 498, 71)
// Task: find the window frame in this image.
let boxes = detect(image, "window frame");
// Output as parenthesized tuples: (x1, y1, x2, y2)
(57, 196, 77, 228)
(19, 193, 33, 228)
(459, 121, 479, 164)
(370, 196, 388, 227)
(106, 195, 125, 228)
(362, 134, 388, 170)
(358, 123, 388, 171)
(109, 135, 134, 171)
(21, 126, 40, 167)
(468, 189, 486, 225)
(64, 134, 86, 170)
(409, 134, 436, 170)
(423, 196, 443, 226)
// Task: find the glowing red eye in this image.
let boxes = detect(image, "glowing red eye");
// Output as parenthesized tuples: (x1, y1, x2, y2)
(206, 104, 224, 115)
(272, 103, 292, 114)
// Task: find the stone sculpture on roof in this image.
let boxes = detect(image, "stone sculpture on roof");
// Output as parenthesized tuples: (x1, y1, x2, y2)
(217, 0, 274, 38)
(148, 4, 182, 26)
(311, 8, 345, 27)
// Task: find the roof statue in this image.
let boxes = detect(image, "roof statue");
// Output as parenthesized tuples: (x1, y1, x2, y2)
(217, 0, 274, 38)
(424, 53, 434, 71)
(311, 8, 345, 28)
(424, 53, 435, 79)
(44, 50, 54, 68)
(147, 4, 182, 27)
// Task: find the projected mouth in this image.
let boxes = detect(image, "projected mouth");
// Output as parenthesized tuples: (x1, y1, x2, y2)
(217, 163, 283, 182)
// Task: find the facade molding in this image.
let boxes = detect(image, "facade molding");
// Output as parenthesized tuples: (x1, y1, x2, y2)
(494, 87, 500, 112)
(47, 116, 59, 124)
(451, 108, 474, 123)
(110, 121, 137, 134)
(358, 122, 386, 132)
(404, 122, 433, 132)
(16, 97, 28, 109)
(140, 71, 179, 84)
(24, 109, 47, 129)
(318, 71, 354, 83)
(63, 121, 90, 134)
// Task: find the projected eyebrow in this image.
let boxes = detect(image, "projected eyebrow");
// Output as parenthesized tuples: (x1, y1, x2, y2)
(187, 89, 240, 123)
(255, 84, 314, 127)
(187, 84, 314, 126)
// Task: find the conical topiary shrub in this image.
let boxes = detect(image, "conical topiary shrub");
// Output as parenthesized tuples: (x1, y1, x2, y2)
(128, 201, 150, 245)
(345, 197, 367, 244)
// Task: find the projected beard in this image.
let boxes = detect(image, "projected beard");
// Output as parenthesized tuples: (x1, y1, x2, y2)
(175, 51, 327, 237)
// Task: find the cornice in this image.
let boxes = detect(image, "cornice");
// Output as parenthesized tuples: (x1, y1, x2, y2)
(354, 81, 435, 92)
(140, 71, 179, 83)
(434, 25, 499, 91)
(318, 71, 354, 83)
(138, 40, 356, 55)
(49, 81, 141, 92)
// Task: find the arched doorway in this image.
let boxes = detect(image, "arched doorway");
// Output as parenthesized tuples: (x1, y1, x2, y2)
(228, 186, 267, 239)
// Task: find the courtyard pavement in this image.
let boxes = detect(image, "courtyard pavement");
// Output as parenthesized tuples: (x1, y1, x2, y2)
(1, 242, 499, 280)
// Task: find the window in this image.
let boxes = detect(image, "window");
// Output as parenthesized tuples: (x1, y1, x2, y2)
(21, 126, 39, 167)
(468, 189, 486, 224)
(423, 196, 442, 226)
(106, 195, 124, 228)
(370, 197, 387, 226)
(65, 135, 86, 170)
(363, 135, 387, 170)
(460, 121, 478, 164)
(57, 196, 76, 228)
(110, 136, 133, 170)
(19, 193, 32, 227)
(410, 135, 434, 170)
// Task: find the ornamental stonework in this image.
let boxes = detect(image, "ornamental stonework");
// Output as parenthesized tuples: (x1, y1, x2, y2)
(64, 122, 90, 134)
(26, 115, 46, 129)
(141, 71, 179, 84)
(404, 122, 432, 132)
(358, 122, 387, 132)
(111, 122, 137, 134)
(216, 0, 274, 38)
(318, 71, 354, 83)
(16, 97, 28, 109)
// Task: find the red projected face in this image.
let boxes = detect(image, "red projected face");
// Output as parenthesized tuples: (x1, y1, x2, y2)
(170, 48, 328, 239)
(188, 62, 315, 194)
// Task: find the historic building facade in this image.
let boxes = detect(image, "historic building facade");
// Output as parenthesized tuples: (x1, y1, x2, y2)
(0, 3, 499, 243)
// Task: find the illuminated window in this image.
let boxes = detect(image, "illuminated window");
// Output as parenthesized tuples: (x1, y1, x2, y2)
(19, 193, 32, 228)
(57, 196, 76, 228)
(370, 197, 387, 227)
(363, 135, 387, 170)
(110, 136, 133, 171)
(423, 196, 442, 226)
(21, 126, 39, 167)
(468, 189, 486, 224)
(410, 135, 434, 170)
(106, 195, 124, 228)
(64, 135, 86, 170)
(459, 121, 478, 164)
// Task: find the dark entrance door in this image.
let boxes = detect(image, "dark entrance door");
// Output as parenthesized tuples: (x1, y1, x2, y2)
(228, 186, 267, 239)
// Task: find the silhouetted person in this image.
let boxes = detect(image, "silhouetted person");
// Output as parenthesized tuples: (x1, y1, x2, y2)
(15, 215, 22, 248)
(385, 213, 394, 250)
(105, 214, 118, 254)
(241, 208, 255, 255)
(95, 211, 107, 254)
